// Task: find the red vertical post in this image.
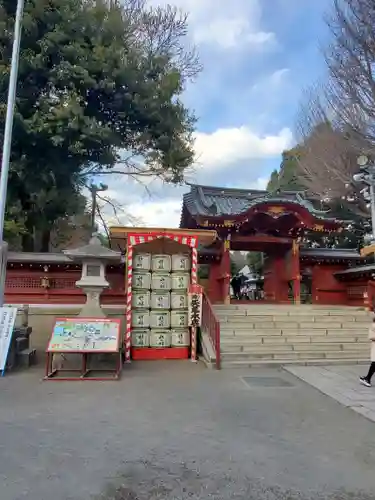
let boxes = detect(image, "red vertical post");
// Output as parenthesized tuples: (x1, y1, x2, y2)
(292, 239, 301, 305)
(222, 238, 231, 304)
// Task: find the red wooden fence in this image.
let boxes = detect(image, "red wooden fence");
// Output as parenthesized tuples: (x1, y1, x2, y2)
(5, 268, 126, 305)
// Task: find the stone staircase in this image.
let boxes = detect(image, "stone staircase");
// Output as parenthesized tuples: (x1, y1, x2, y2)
(214, 304, 372, 368)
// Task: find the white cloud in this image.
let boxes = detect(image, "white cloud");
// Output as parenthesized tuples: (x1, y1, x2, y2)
(251, 68, 290, 92)
(120, 174, 270, 228)
(102, 197, 183, 229)
(269, 68, 290, 85)
(126, 200, 182, 228)
(193, 126, 293, 170)
(148, 0, 275, 49)
(104, 177, 270, 229)
(97, 124, 291, 228)
(193, 18, 275, 50)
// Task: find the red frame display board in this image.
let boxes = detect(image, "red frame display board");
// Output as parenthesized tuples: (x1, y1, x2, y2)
(44, 317, 122, 381)
(125, 231, 199, 362)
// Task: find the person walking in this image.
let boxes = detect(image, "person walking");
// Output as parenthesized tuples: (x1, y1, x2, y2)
(360, 317, 375, 387)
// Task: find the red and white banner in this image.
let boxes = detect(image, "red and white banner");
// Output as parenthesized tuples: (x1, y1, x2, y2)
(125, 232, 199, 362)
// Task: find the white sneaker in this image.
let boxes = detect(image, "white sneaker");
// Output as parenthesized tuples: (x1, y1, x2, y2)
(360, 377, 371, 387)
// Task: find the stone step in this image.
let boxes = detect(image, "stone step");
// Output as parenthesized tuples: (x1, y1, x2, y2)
(220, 335, 369, 346)
(220, 350, 369, 362)
(220, 327, 284, 335)
(215, 305, 371, 367)
(221, 321, 370, 328)
(292, 335, 368, 344)
(214, 305, 368, 315)
(220, 359, 368, 369)
(222, 326, 369, 336)
(221, 342, 368, 354)
(214, 303, 366, 308)
(215, 311, 369, 321)
(218, 316, 369, 326)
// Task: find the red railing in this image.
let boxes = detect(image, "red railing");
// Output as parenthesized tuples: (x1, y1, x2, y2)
(202, 291, 221, 369)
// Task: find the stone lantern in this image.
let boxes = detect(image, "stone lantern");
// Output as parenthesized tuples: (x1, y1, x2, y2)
(64, 234, 122, 317)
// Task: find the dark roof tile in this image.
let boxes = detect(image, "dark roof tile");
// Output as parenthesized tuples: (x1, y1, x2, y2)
(300, 248, 363, 259)
(183, 184, 335, 220)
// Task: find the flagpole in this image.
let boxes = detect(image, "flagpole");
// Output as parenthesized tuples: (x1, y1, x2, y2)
(0, 0, 25, 305)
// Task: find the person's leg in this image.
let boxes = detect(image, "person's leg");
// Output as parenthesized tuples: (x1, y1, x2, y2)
(360, 362, 375, 386)
(366, 362, 375, 382)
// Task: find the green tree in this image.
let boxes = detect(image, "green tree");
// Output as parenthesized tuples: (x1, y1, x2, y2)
(267, 169, 279, 192)
(246, 252, 264, 274)
(0, 0, 199, 250)
(4, 206, 26, 250)
(267, 148, 305, 193)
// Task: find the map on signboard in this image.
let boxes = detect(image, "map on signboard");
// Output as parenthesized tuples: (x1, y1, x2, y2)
(47, 318, 121, 353)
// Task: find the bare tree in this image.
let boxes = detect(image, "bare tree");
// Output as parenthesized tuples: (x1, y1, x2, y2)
(295, 83, 369, 216)
(324, 0, 375, 152)
(126, 0, 201, 81)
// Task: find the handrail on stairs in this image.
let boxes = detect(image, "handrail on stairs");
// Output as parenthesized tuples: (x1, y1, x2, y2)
(201, 291, 221, 369)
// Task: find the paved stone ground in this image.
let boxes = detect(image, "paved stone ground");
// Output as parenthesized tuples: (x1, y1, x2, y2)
(285, 364, 375, 423)
(1, 362, 375, 500)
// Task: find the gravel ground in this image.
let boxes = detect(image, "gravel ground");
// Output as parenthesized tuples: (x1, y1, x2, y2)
(1, 361, 375, 500)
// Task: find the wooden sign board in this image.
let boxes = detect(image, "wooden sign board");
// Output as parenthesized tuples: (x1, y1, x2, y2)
(47, 317, 121, 353)
(0, 307, 17, 374)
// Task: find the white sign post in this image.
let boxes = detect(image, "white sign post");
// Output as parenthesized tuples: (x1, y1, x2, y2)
(188, 284, 203, 327)
(188, 284, 203, 363)
(0, 306, 17, 375)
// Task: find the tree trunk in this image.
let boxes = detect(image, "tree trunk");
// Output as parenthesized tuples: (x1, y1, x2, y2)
(21, 232, 35, 252)
(40, 229, 51, 252)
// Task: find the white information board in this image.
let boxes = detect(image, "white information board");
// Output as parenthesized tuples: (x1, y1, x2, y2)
(47, 317, 121, 353)
(0, 307, 17, 374)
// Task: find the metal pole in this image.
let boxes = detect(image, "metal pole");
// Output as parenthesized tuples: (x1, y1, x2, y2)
(0, 0, 25, 307)
(0, 0, 25, 241)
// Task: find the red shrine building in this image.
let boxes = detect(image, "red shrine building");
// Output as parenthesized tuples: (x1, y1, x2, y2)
(2, 183, 374, 310)
(180, 184, 370, 307)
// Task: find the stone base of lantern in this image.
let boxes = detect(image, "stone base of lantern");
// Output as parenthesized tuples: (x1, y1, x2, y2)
(77, 286, 108, 318)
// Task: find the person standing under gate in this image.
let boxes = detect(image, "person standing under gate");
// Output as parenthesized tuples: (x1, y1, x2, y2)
(231, 275, 241, 300)
(360, 317, 375, 387)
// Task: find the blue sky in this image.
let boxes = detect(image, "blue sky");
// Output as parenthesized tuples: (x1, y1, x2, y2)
(105, 0, 330, 228)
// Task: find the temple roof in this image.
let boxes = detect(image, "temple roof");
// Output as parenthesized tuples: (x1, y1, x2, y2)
(300, 248, 363, 260)
(334, 264, 375, 279)
(183, 184, 332, 220)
